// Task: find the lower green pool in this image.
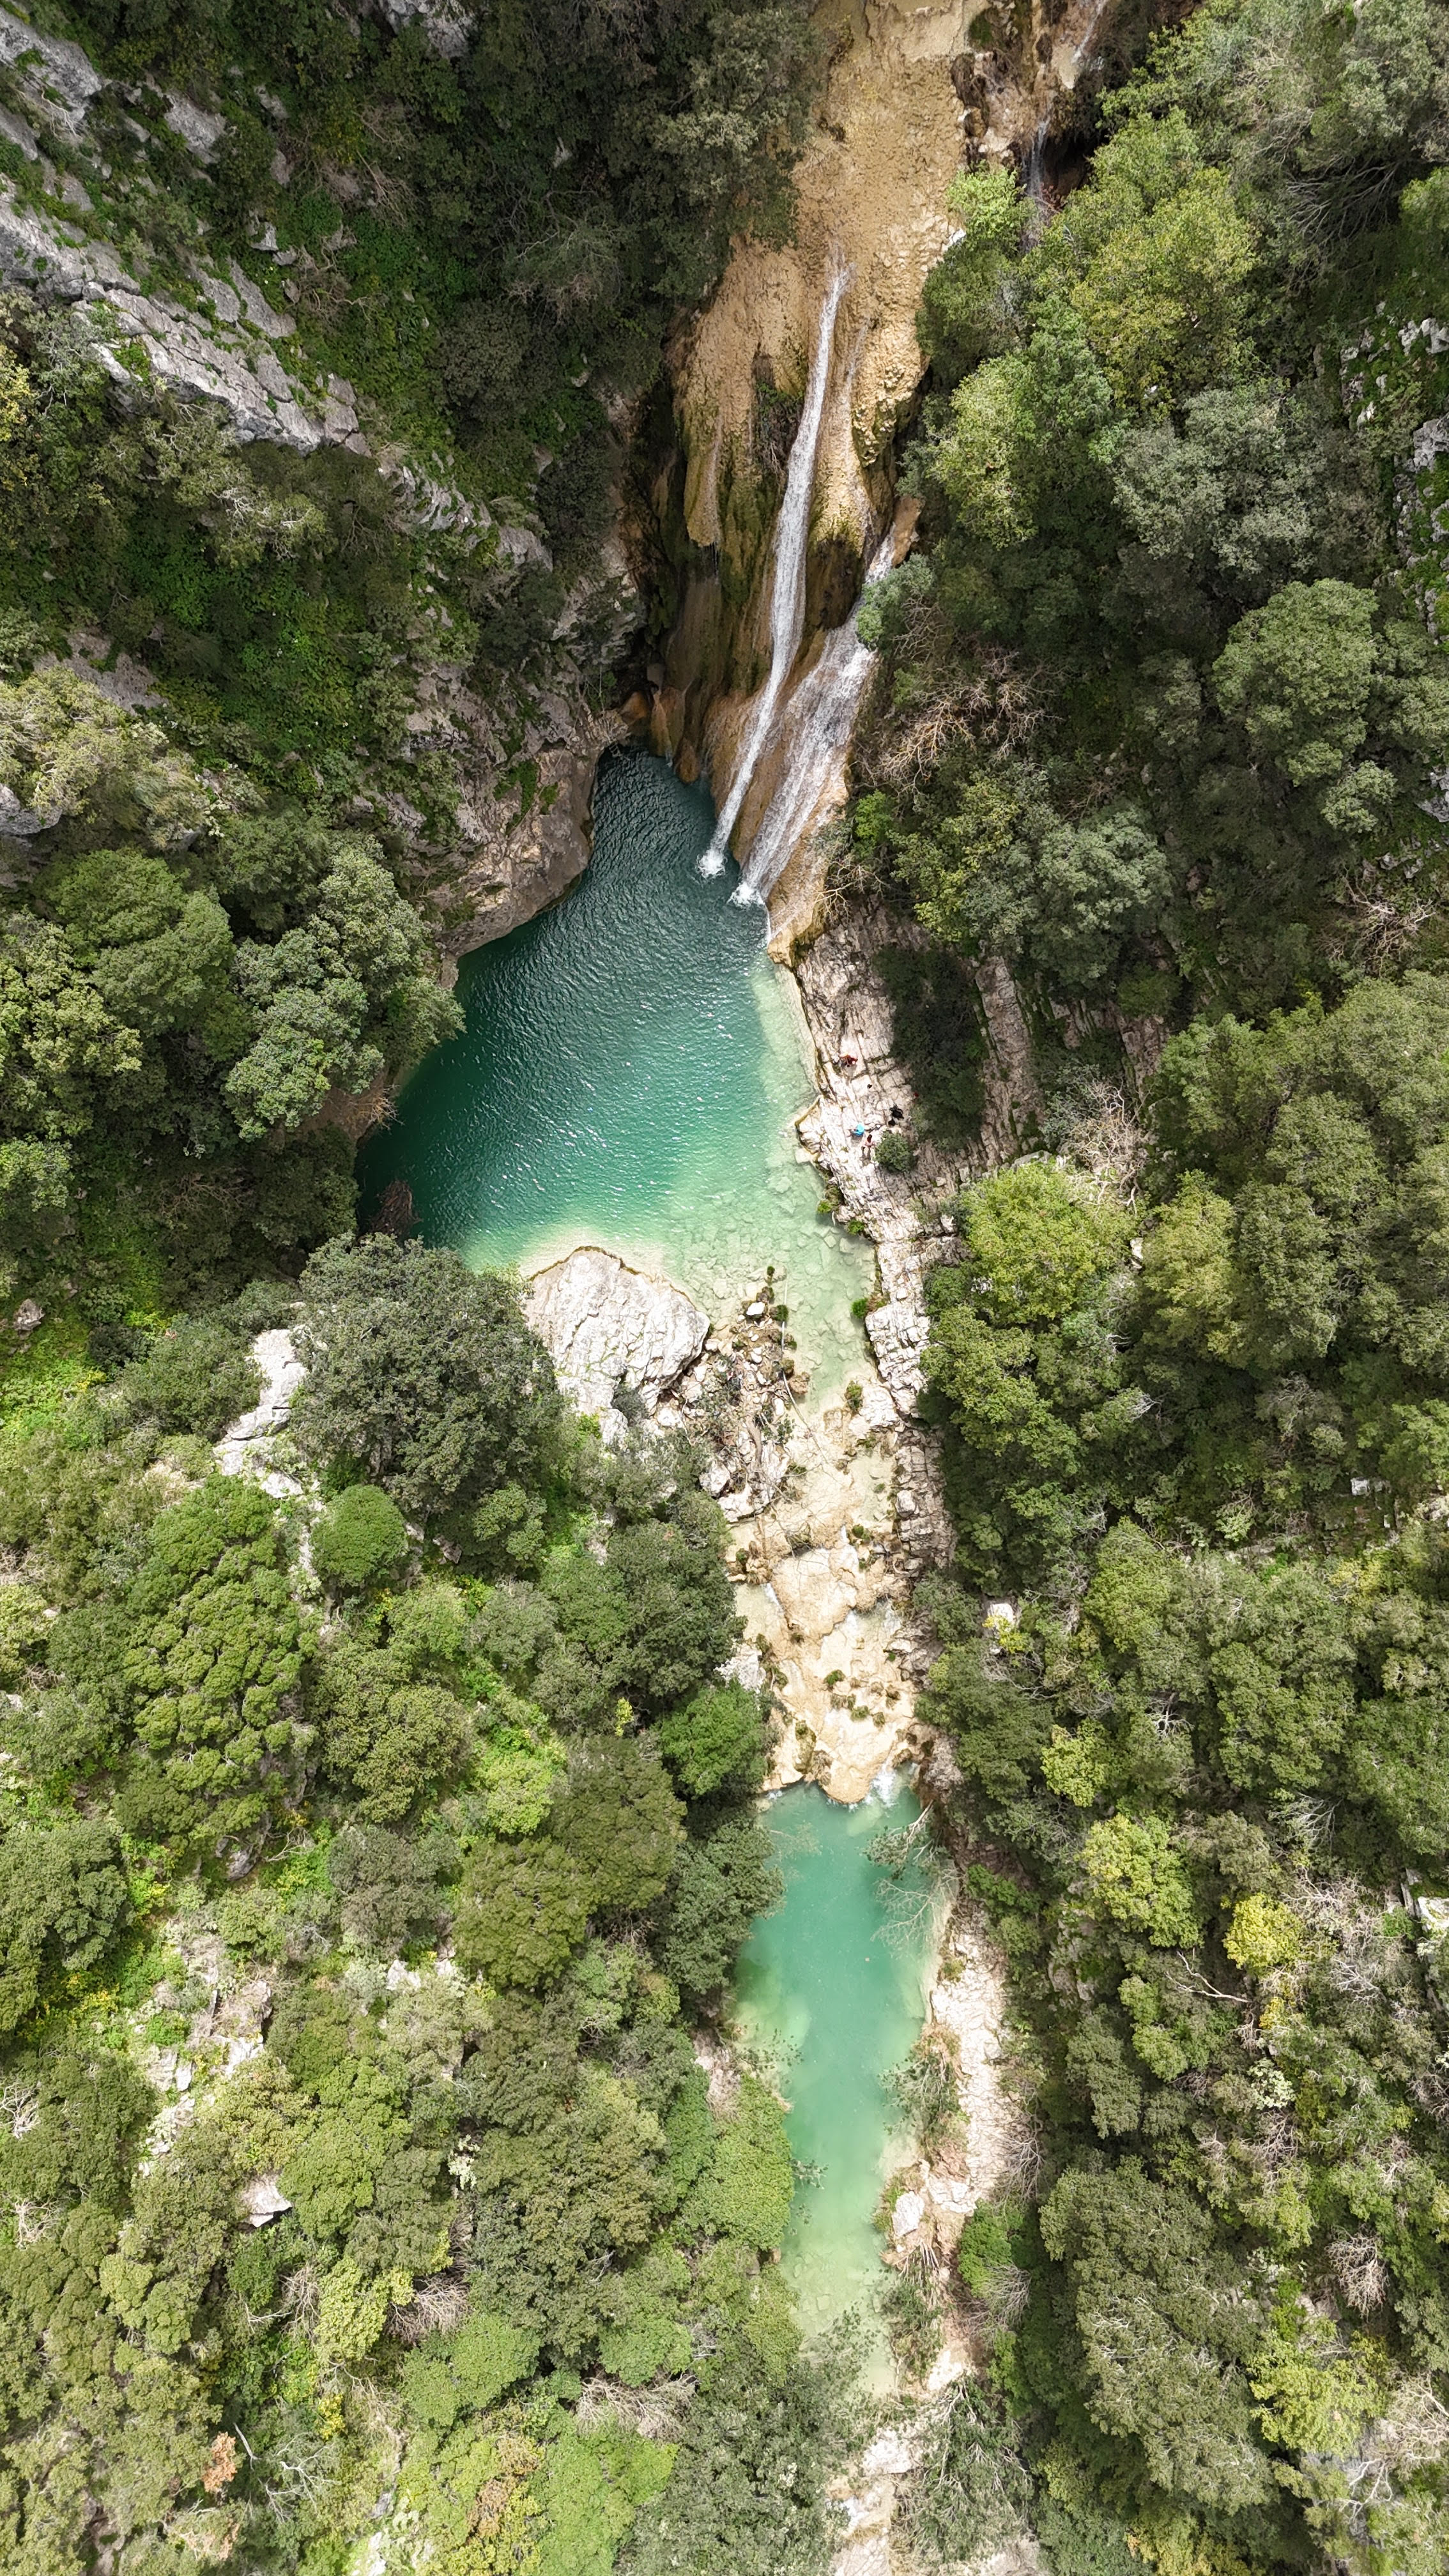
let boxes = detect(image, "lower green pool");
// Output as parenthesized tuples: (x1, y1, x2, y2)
(735, 1779, 935, 2365)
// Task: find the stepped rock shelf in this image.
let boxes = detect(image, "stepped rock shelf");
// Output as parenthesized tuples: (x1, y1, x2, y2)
(517, 1242, 931, 1808)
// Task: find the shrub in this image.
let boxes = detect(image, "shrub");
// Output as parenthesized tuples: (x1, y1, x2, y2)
(1080, 1813, 1199, 1947)
(312, 1483, 410, 1593)
(293, 1237, 562, 1528)
(1223, 1892, 1302, 1974)
(0, 1819, 130, 2028)
(454, 1837, 594, 1988)
(116, 1314, 261, 1438)
(657, 1681, 769, 1798)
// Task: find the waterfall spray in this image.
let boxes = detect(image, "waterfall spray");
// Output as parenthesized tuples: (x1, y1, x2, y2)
(730, 526, 897, 908)
(700, 263, 850, 877)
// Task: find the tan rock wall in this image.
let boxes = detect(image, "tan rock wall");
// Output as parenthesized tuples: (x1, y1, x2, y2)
(644, 0, 1116, 809)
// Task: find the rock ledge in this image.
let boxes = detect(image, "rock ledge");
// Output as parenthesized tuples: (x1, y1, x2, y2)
(524, 1246, 709, 1437)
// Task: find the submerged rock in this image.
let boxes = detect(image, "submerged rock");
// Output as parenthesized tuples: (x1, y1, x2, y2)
(524, 1245, 709, 1436)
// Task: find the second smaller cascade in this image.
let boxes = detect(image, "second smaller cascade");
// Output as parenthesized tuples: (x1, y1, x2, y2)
(700, 263, 850, 875)
(733, 526, 896, 907)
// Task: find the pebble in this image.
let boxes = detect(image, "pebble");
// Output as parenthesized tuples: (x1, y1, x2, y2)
(744, 1300, 766, 1320)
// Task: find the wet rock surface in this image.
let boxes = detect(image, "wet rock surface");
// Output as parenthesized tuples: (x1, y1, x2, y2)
(438, 709, 622, 963)
(792, 894, 1038, 1411)
(730, 1373, 930, 1805)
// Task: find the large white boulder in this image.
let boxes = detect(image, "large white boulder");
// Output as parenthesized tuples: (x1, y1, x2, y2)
(524, 1246, 709, 1436)
(215, 1328, 305, 1492)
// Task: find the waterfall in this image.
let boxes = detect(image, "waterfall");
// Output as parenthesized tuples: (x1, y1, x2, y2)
(1072, 0, 1113, 66)
(700, 264, 850, 876)
(1025, 0, 1112, 208)
(731, 526, 898, 907)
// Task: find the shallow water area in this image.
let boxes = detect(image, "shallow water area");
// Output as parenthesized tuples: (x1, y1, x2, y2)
(359, 749, 871, 1393)
(734, 1778, 934, 2374)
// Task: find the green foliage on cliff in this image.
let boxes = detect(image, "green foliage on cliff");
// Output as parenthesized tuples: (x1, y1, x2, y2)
(908, 1097, 1449, 2564)
(60, 0, 816, 579)
(0, 10, 848, 2563)
(926, 975, 1449, 1586)
(0, 1241, 858, 2573)
(856, 0, 1449, 1085)
(0, 650, 458, 1351)
(0, 0, 818, 1410)
(880, 4, 1449, 2572)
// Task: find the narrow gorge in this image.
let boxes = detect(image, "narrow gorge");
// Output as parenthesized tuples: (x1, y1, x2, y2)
(4, 0, 1449, 2571)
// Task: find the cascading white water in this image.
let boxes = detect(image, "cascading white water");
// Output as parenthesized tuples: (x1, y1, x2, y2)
(1026, 0, 1112, 208)
(731, 527, 897, 907)
(700, 263, 850, 877)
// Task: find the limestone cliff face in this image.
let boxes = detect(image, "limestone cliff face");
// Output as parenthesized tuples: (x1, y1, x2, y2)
(0, 0, 629, 971)
(638, 0, 1111, 813)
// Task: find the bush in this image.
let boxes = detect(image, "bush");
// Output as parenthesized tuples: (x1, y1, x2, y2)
(657, 1681, 769, 1798)
(0, 1819, 130, 2028)
(293, 1237, 563, 1528)
(312, 1484, 410, 1593)
(453, 1836, 594, 1988)
(116, 1313, 261, 1438)
(656, 1814, 782, 1998)
(875, 1127, 915, 1174)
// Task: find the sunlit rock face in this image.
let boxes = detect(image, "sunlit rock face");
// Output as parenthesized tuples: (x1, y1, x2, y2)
(645, 0, 1115, 911)
(523, 1244, 710, 1437)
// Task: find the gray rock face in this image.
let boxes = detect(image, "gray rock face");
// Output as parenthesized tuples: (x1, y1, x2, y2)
(443, 727, 606, 959)
(215, 1328, 304, 1494)
(524, 1247, 709, 1437)
(373, 0, 475, 55)
(0, 10, 102, 139)
(0, 180, 358, 452)
(164, 93, 227, 159)
(0, 8, 640, 985)
(0, 4, 363, 456)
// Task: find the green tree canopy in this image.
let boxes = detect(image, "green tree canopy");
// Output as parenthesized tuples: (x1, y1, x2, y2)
(311, 1483, 410, 1594)
(51, 1475, 307, 1857)
(292, 1237, 564, 1527)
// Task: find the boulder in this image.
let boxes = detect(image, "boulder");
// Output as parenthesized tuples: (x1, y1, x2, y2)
(215, 1328, 304, 1492)
(524, 1246, 709, 1436)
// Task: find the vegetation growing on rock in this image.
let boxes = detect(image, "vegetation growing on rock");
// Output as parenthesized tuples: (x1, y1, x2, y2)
(857, 4, 1449, 2563)
(0, 1240, 866, 2569)
(0, 0, 818, 1413)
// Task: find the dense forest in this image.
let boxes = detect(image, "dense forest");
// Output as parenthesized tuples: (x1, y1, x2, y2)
(0, 0, 816, 1366)
(0, 1234, 862, 2571)
(852, 0, 1449, 2568)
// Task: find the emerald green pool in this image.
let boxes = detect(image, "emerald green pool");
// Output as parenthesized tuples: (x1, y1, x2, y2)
(359, 748, 871, 1392)
(735, 1781, 935, 2362)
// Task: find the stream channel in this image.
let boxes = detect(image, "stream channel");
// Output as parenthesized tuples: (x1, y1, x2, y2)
(362, 746, 934, 2352)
